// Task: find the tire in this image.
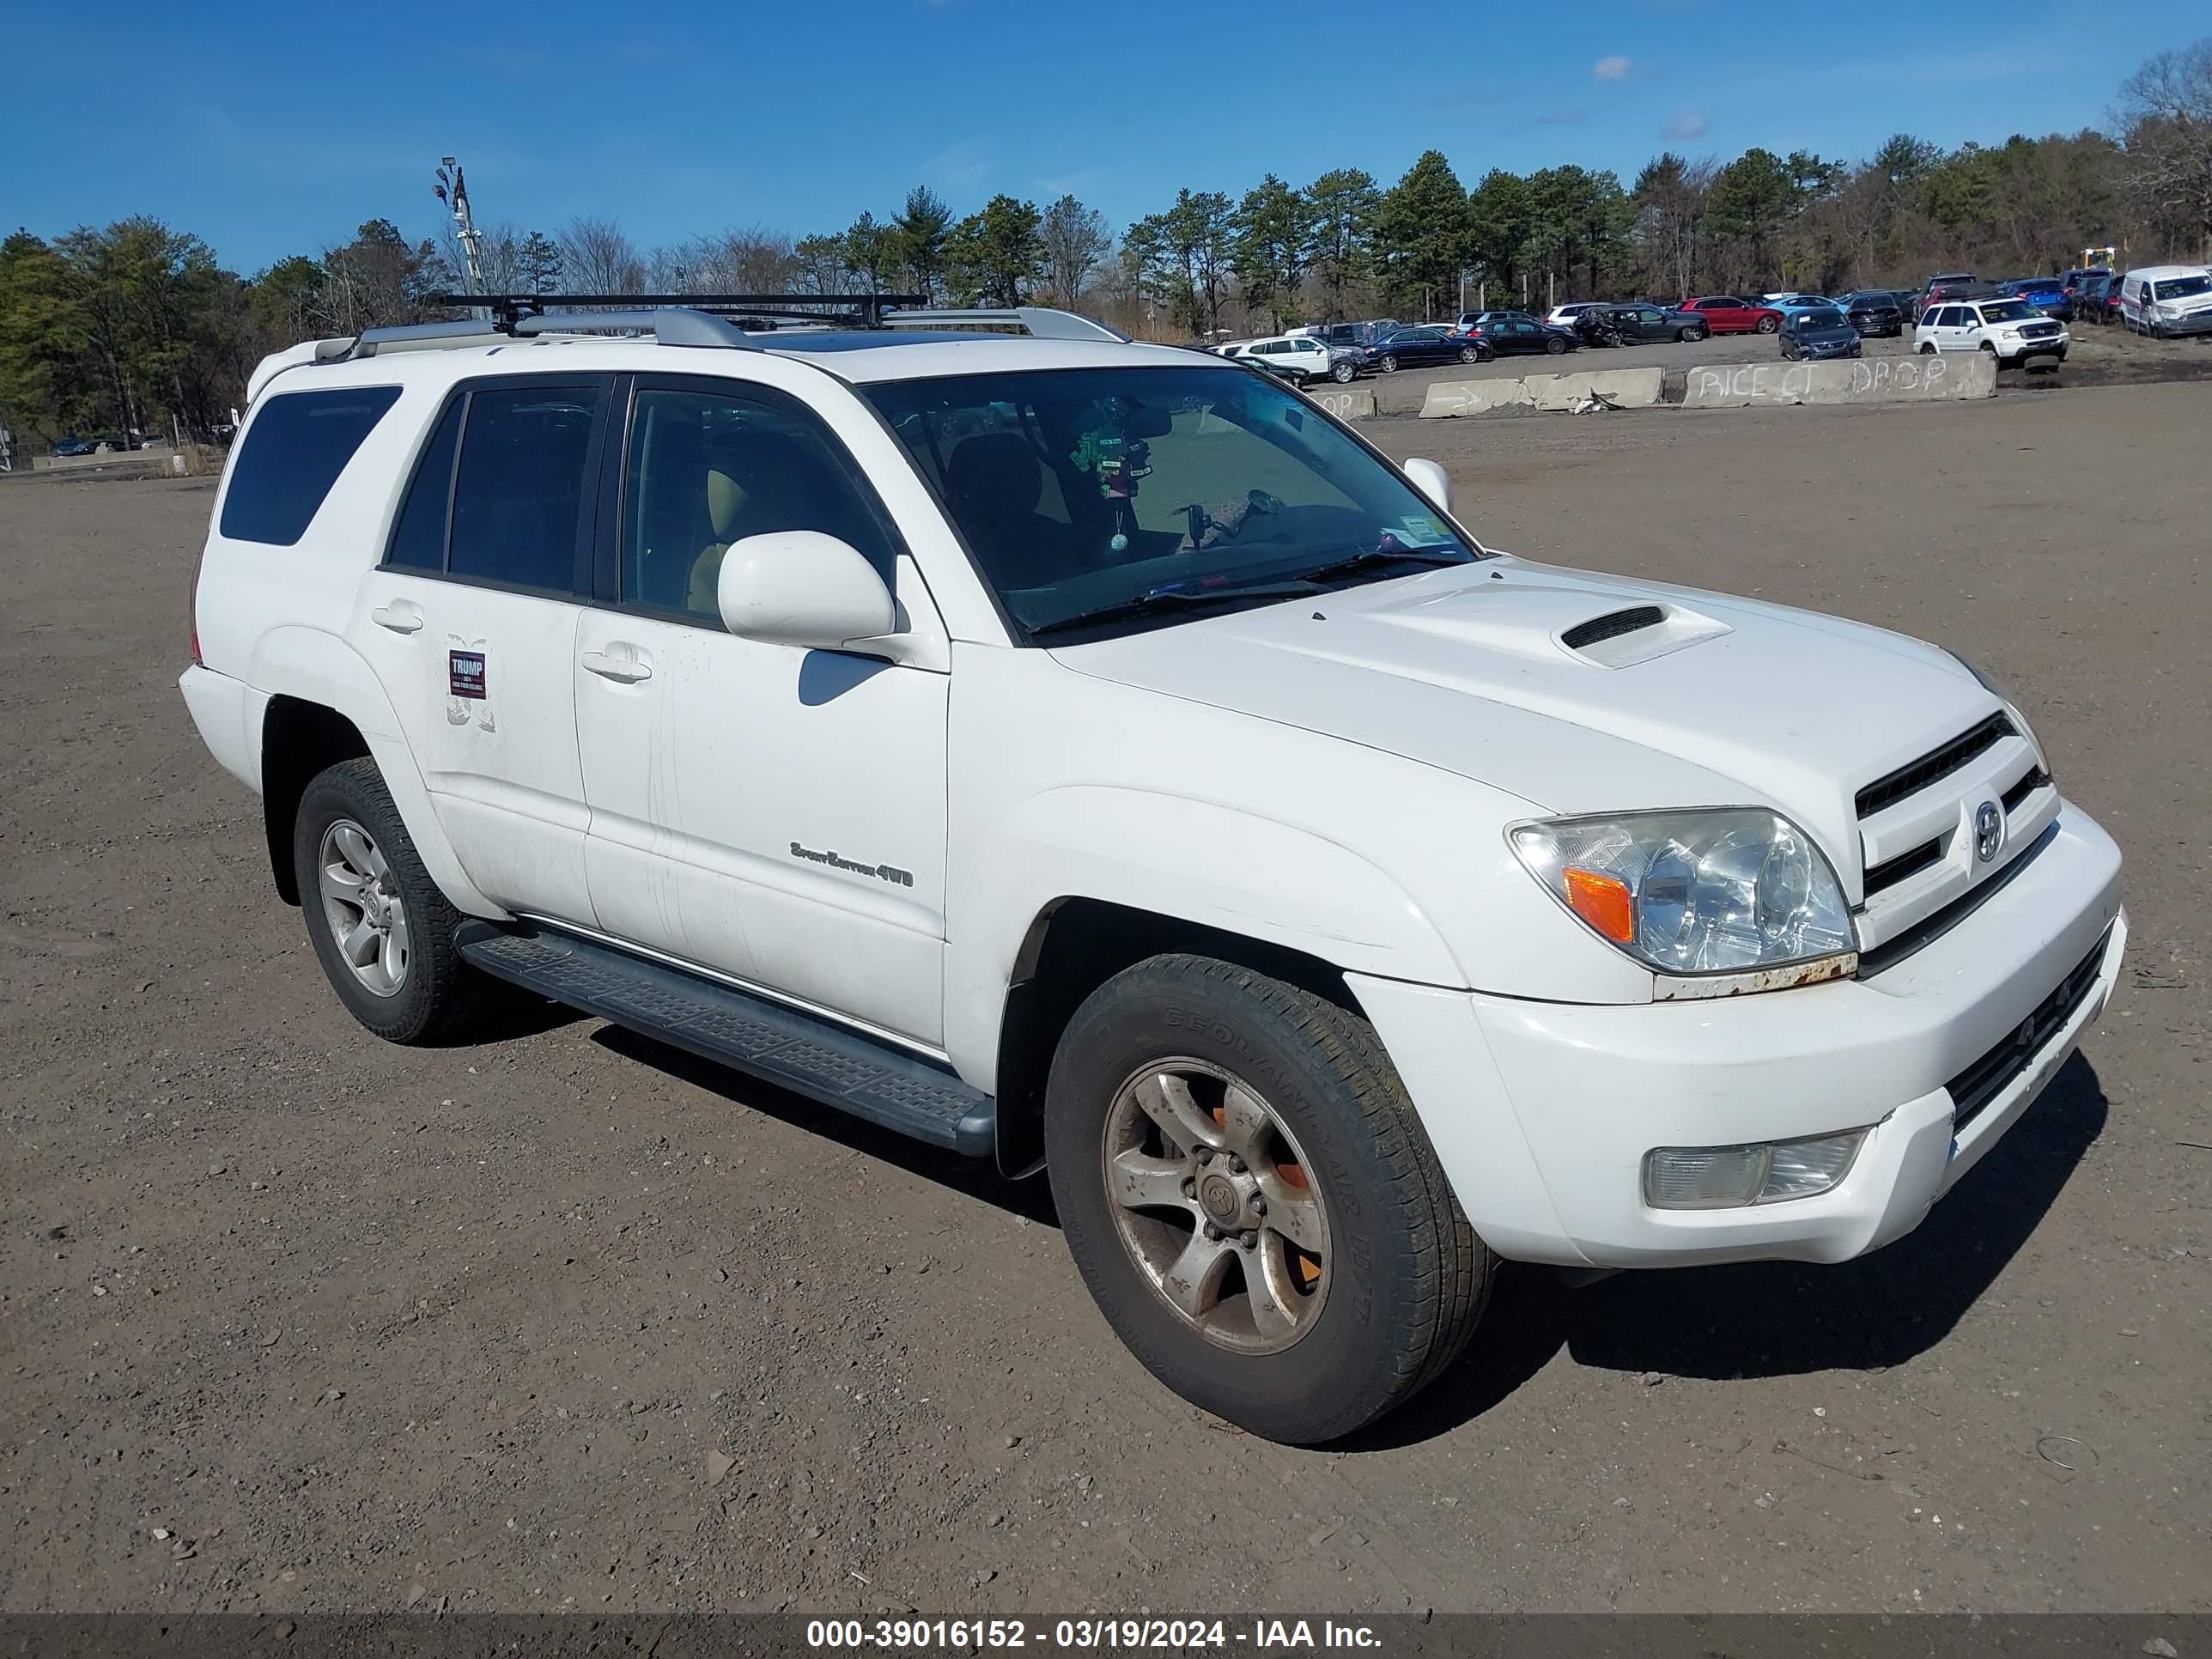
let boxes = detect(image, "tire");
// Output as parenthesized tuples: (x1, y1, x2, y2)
(1043, 955, 1492, 1445)
(1544, 334, 1568, 355)
(1330, 361, 1356, 384)
(1680, 326, 1708, 343)
(1458, 345, 1483, 363)
(1919, 342, 1936, 355)
(1376, 354, 1399, 374)
(1850, 343, 1863, 357)
(1756, 314, 1780, 333)
(292, 757, 498, 1045)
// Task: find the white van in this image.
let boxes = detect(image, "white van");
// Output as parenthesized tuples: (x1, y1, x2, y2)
(2118, 264, 2212, 337)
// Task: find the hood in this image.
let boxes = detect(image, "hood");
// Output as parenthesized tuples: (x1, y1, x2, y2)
(1049, 558, 1997, 881)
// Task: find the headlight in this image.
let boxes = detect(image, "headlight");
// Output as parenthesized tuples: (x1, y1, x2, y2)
(1510, 809, 1855, 976)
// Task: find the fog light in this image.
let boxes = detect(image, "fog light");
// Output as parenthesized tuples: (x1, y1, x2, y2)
(1643, 1130, 1868, 1210)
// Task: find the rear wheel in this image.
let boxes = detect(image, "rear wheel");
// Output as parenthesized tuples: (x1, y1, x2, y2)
(1919, 342, 1936, 355)
(1044, 956, 1491, 1445)
(1544, 334, 1568, 355)
(293, 757, 500, 1045)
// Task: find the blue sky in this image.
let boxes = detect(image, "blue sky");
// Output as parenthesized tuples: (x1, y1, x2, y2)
(6, 0, 2201, 274)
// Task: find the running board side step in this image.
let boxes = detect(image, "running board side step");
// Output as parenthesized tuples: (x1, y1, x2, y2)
(455, 921, 995, 1158)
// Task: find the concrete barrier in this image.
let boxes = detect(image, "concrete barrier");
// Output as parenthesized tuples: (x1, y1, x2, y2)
(1682, 353, 1996, 408)
(1305, 386, 1376, 421)
(1419, 367, 1664, 418)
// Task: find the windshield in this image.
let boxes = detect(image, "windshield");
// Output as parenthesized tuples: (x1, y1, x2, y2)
(1796, 308, 1848, 329)
(866, 366, 1482, 639)
(2154, 275, 2211, 301)
(1978, 300, 2035, 323)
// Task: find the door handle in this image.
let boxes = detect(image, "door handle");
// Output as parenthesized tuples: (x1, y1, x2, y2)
(581, 647, 653, 684)
(371, 601, 424, 635)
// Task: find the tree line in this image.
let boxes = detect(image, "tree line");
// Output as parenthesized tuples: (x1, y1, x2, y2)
(3, 37, 2207, 445)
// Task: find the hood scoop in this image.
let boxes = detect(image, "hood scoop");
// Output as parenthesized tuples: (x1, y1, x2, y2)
(1375, 581, 1733, 669)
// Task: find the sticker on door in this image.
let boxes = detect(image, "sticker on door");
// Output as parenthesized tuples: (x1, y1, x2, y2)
(447, 641, 495, 732)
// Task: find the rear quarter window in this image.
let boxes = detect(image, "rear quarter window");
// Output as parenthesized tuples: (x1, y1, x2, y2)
(220, 387, 403, 546)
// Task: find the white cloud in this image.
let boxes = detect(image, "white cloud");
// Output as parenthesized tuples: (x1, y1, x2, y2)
(927, 142, 990, 191)
(1594, 55, 1633, 80)
(1662, 111, 1711, 140)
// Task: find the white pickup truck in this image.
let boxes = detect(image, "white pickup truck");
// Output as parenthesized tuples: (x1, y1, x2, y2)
(184, 304, 2124, 1443)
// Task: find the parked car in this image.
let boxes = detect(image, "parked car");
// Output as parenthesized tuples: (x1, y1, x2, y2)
(1363, 325, 1492, 373)
(189, 300, 2123, 1445)
(1588, 302, 1711, 343)
(1769, 295, 1843, 319)
(2069, 270, 2117, 323)
(2118, 264, 2212, 337)
(1310, 319, 1402, 351)
(1680, 295, 1784, 334)
(2003, 276, 2073, 322)
(1455, 313, 1578, 356)
(52, 435, 98, 457)
(1835, 292, 1905, 337)
(1778, 306, 1863, 360)
(1541, 301, 1605, 331)
(1915, 295, 2069, 366)
(1234, 333, 1345, 386)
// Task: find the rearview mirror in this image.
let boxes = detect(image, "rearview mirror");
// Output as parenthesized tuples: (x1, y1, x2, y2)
(1401, 458, 1453, 514)
(717, 531, 897, 653)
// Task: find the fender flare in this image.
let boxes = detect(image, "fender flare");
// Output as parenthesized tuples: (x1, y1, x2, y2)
(250, 625, 504, 920)
(943, 784, 1466, 1090)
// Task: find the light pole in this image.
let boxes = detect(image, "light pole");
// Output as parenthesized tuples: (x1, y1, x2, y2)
(434, 157, 486, 318)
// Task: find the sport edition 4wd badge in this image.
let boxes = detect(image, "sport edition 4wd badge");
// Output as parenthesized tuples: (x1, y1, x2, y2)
(788, 842, 915, 888)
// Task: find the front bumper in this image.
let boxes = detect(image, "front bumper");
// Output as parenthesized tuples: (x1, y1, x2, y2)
(1355, 804, 2124, 1270)
(2151, 309, 2212, 337)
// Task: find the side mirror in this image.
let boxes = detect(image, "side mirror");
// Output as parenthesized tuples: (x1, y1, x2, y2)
(717, 531, 896, 653)
(1401, 458, 1453, 514)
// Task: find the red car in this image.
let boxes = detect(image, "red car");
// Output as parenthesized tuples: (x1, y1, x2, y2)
(1680, 295, 1783, 334)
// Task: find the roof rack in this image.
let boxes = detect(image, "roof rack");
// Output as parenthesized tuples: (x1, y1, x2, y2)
(428, 293, 1130, 343)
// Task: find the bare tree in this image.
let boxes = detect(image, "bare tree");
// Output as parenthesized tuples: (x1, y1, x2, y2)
(2116, 38, 2212, 259)
(557, 216, 645, 297)
(1040, 195, 1112, 307)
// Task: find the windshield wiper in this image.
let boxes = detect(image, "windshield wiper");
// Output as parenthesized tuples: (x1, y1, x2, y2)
(1301, 547, 1469, 585)
(1026, 580, 1322, 639)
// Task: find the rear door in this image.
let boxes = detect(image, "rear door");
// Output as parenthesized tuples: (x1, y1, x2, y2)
(349, 374, 611, 923)
(572, 373, 952, 1047)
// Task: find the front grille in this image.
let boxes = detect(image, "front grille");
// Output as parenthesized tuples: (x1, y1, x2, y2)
(1856, 714, 2016, 818)
(1863, 837, 1942, 896)
(2001, 765, 2050, 812)
(1562, 605, 1664, 650)
(1944, 927, 2111, 1131)
(2021, 322, 2061, 337)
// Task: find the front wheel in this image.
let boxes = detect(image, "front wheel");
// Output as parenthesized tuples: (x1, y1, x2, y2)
(293, 757, 500, 1045)
(1376, 354, 1399, 373)
(1458, 344, 1484, 363)
(1756, 314, 1780, 333)
(1044, 956, 1492, 1445)
(1331, 361, 1357, 384)
(1919, 342, 1936, 355)
(1680, 326, 1708, 343)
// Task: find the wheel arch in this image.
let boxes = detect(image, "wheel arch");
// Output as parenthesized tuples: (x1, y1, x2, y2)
(988, 896, 1376, 1180)
(248, 626, 501, 917)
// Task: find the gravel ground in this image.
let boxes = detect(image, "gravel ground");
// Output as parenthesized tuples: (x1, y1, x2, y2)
(1, 383, 2205, 1616)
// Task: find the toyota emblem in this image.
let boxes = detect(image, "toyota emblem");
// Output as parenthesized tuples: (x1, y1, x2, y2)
(1973, 799, 2003, 863)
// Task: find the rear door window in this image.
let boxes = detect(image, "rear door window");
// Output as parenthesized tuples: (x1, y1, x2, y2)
(447, 384, 605, 592)
(221, 386, 403, 545)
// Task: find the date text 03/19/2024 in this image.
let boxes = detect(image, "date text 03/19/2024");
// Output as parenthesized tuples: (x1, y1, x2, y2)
(804, 1619, 1384, 1650)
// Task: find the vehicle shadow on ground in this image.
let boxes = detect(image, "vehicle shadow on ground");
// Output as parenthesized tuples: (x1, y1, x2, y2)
(591, 1024, 1063, 1225)
(430, 992, 594, 1048)
(1347, 1053, 2110, 1451)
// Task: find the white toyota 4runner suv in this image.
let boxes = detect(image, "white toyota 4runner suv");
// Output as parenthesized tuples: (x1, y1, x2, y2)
(184, 304, 2125, 1443)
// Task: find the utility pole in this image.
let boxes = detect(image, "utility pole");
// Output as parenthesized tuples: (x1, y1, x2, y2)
(434, 157, 487, 319)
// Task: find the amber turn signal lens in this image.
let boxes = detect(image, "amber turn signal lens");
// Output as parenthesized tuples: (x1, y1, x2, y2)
(1562, 866, 1636, 943)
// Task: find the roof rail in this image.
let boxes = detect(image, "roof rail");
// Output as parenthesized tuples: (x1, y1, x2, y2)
(430, 292, 928, 328)
(886, 307, 1131, 343)
(511, 309, 759, 349)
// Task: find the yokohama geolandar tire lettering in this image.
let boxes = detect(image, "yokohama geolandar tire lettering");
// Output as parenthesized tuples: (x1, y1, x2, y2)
(1043, 953, 1492, 1444)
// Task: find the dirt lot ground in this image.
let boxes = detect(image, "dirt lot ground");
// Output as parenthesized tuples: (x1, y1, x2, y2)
(2, 385, 2205, 1617)
(1350, 319, 2212, 414)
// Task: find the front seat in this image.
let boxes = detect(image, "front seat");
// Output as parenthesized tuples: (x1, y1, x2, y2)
(686, 434, 823, 617)
(943, 432, 1074, 590)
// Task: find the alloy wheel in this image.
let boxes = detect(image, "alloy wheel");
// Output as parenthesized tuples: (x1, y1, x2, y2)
(317, 818, 410, 998)
(1100, 1059, 1332, 1355)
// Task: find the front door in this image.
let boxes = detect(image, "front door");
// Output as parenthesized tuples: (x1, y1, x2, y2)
(573, 376, 951, 1048)
(349, 375, 612, 923)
